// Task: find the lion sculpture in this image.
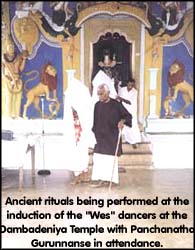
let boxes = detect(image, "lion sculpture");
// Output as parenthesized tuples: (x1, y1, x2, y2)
(163, 60, 193, 117)
(23, 62, 60, 119)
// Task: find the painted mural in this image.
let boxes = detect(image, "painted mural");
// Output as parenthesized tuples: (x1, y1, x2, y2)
(1, 1, 193, 120)
(2, 1, 80, 119)
(161, 44, 193, 118)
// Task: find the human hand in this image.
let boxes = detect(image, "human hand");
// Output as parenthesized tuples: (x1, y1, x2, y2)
(116, 96, 121, 102)
(118, 120, 125, 129)
(124, 99, 131, 105)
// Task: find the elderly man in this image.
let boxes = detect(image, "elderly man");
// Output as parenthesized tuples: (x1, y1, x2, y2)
(91, 84, 132, 188)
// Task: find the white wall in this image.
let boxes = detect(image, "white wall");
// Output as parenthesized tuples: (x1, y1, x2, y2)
(148, 134, 193, 169)
(2, 118, 194, 170)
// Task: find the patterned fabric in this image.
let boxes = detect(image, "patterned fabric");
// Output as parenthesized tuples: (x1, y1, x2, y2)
(72, 109, 82, 145)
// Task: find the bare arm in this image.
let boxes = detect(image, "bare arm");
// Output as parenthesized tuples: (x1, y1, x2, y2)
(116, 96, 131, 105)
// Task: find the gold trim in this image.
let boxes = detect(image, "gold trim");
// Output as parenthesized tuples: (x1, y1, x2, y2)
(76, 2, 150, 27)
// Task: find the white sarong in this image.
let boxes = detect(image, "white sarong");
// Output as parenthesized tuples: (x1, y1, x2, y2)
(91, 153, 119, 184)
(118, 87, 141, 144)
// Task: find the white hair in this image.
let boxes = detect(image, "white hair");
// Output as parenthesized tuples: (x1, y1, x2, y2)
(97, 84, 110, 93)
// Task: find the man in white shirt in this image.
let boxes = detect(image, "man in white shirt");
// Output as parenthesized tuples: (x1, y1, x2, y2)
(118, 78, 141, 148)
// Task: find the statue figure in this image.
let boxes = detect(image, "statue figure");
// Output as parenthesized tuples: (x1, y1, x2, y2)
(22, 62, 60, 119)
(97, 50, 121, 93)
(13, 15, 39, 56)
(2, 35, 28, 118)
(163, 60, 193, 118)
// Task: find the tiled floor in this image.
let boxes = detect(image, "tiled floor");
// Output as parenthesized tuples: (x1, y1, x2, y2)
(1, 169, 194, 248)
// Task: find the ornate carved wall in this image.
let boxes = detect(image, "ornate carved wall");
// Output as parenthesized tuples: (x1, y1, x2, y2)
(1, 2, 193, 120)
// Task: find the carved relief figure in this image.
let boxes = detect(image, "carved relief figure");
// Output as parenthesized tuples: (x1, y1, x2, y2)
(28, 2, 80, 43)
(145, 2, 185, 37)
(2, 35, 28, 118)
(50, 2, 74, 26)
(159, 2, 184, 37)
(145, 3, 164, 36)
(164, 60, 193, 118)
(13, 16, 39, 56)
(23, 62, 60, 119)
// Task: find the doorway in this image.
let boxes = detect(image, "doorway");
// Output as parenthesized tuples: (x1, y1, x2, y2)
(91, 32, 132, 87)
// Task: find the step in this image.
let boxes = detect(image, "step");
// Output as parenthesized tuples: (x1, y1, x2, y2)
(88, 141, 153, 169)
(122, 142, 152, 154)
(88, 163, 153, 170)
(119, 153, 153, 166)
(118, 164, 153, 169)
(88, 153, 153, 167)
(88, 142, 153, 155)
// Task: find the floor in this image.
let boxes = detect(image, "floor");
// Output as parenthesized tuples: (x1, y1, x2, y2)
(1, 168, 194, 248)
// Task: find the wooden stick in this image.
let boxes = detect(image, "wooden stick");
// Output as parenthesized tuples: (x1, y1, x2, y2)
(109, 129, 122, 191)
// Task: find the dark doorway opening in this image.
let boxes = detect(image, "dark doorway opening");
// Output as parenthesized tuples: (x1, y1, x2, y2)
(91, 32, 132, 87)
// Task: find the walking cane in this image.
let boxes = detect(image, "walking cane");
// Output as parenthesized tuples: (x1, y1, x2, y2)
(109, 128, 122, 191)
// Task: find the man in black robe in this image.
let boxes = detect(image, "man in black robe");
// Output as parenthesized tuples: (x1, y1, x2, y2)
(91, 84, 132, 187)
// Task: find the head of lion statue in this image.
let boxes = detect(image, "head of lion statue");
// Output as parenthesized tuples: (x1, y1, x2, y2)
(41, 62, 57, 91)
(168, 60, 185, 87)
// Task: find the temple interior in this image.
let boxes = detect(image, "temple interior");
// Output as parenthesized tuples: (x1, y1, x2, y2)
(1, 1, 194, 249)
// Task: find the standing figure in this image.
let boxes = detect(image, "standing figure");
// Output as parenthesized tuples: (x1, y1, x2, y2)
(97, 51, 121, 93)
(92, 51, 119, 105)
(2, 35, 28, 118)
(91, 84, 132, 188)
(118, 78, 141, 148)
(69, 107, 90, 184)
(63, 77, 95, 184)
